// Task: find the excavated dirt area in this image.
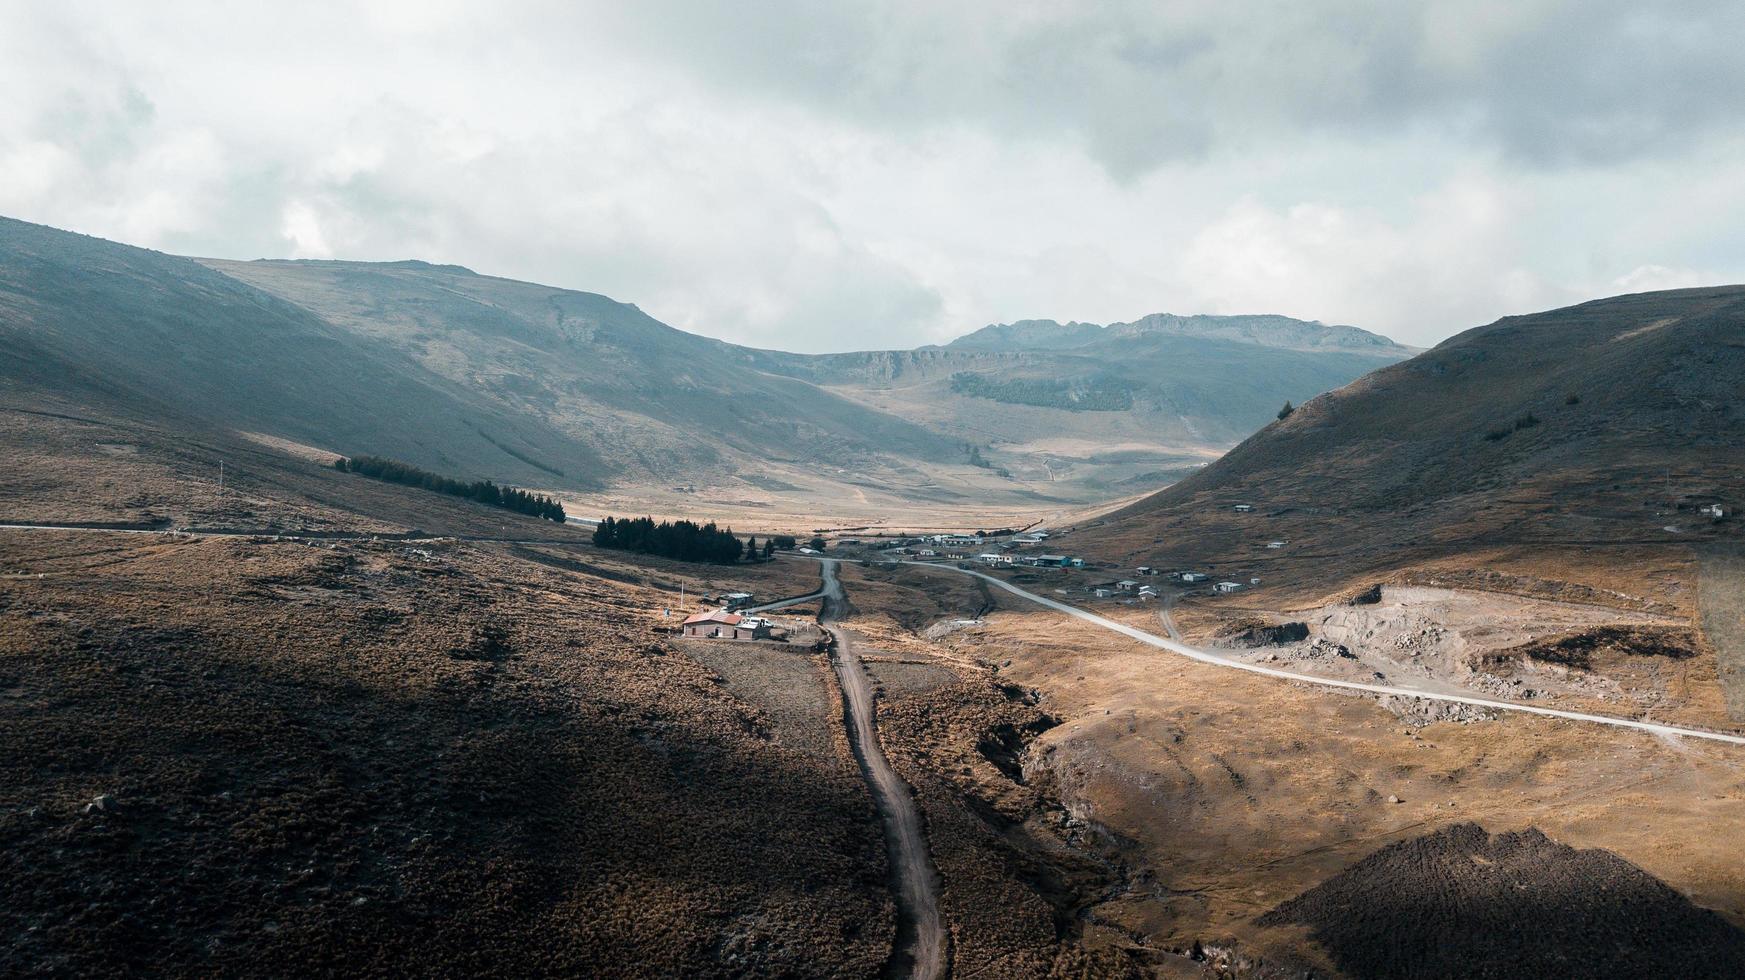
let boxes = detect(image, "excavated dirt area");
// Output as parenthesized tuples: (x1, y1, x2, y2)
(1258, 822, 1745, 979)
(1207, 585, 1735, 728)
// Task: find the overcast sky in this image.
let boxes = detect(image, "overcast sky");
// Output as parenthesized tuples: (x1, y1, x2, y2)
(4, 1, 1743, 352)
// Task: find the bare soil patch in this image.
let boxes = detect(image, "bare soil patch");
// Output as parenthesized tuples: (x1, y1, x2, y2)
(1701, 545, 1745, 721)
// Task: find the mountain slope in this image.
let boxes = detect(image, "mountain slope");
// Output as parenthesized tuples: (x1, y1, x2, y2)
(0, 217, 611, 488)
(197, 257, 964, 482)
(1070, 286, 1745, 576)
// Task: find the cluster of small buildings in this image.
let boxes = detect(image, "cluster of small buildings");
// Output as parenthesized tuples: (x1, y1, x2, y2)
(1089, 579, 1160, 600)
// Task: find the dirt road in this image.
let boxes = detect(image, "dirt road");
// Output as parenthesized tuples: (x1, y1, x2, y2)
(893, 560, 1745, 748)
(818, 560, 948, 980)
(0, 521, 587, 545)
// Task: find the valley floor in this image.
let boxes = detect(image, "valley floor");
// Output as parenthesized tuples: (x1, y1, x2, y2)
(5, 406, 1745, 978)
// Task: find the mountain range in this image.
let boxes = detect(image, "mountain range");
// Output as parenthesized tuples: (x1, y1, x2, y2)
(0, 216, 1410, 510)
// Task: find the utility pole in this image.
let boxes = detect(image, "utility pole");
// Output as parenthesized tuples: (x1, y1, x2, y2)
(218, 460, 225, 496)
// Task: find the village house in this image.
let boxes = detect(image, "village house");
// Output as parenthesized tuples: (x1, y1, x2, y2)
(722, 592, 755, 610)
(1233, 503, 1254, 512)
(1213, 581, 1243, 593)
(1116, 579, 1139, 592)
(1178, 571, 1208, 583)
(977, 553, 1011, 565)
(1701, 504, 1726, 518)
(1137, 585, 1159, 598)
(1136, 566, 1159, 576)
(682, 609, 772, 641)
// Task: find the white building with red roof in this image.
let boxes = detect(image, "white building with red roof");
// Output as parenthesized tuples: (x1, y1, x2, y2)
(681, 609, 771, 641)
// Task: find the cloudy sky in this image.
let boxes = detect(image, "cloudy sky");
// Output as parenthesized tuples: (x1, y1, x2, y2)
(4, 1, 1743, 352)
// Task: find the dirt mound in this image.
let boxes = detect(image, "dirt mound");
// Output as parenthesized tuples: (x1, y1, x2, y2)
(1481, 625, 1701, 670)
(1345, 583, 1383, 605)
(1258, 822, 1745, 979)
(1215, 617, 1310, 646)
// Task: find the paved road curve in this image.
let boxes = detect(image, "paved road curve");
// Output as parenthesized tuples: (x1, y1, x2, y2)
(890, 561, 1745, 748)
(818, 560, 948, 980)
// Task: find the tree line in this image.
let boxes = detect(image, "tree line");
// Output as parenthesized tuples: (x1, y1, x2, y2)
(334, 455, 566, 523)
(592, 516, 772, 564)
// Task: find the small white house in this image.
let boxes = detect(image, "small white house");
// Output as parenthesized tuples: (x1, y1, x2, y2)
(682, 609, 771, 640)
(1266, 541, 1287, 549)
(1136, 566, 1159, 576)
(1179, 571, 1207, 583)
(1116, 579, 1139, 592)
(977, 552, 1010, 565)
(1233, 504, 1254, 513)
(1213, 581, 1243, 593)
(1138, 585, 1158, 596)
(1093, 588, 1113, 598)
(1701, 504, 1726, 518)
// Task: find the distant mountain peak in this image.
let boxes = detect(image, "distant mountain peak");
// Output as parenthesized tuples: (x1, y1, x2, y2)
(944, 312, 1409, 355)
(248, 257, 479, 276)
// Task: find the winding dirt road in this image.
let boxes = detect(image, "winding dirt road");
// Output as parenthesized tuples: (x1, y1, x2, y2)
(817, 560, 948, 980)
(900, 560, 1745, 747)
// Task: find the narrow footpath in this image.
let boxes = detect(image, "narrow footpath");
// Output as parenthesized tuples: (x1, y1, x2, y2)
(817, 560, 948, 980)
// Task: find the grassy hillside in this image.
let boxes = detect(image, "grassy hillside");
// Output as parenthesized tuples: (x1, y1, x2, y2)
(0, 218, 611, 489)
(1096, 286, 1744, 533)
(1063, 287, 1745, 664)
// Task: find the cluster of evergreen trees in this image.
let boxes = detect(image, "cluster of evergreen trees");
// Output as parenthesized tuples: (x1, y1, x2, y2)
(592, 516, 754, 564)
(334, 455, 566, 523)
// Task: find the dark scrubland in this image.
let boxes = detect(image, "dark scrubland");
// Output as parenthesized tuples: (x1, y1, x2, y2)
(1259, 823, 1745, 979)
(0, 530, 894, 977)
(0, 416, 1173, 977)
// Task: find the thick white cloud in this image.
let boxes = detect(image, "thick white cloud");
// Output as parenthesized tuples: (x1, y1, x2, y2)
(2, 1, 1742, 351)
